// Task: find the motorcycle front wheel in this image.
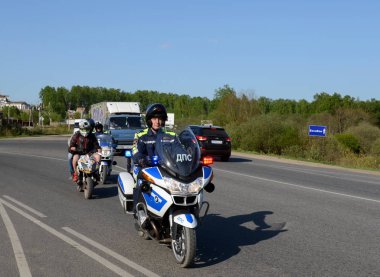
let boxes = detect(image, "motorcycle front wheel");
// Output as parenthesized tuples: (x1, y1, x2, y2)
(126, 157, 132, 173)
(84, 177, 94, 199)
(171, 225, 196, 268)
(100, 165, 108, 184)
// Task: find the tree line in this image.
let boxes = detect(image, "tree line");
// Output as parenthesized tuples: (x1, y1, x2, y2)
(2, 84, 380, 169)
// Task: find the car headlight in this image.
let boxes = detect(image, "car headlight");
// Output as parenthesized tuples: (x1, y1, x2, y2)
(163, 177, 202, 194)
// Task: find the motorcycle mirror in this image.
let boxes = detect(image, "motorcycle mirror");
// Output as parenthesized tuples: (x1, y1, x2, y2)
(204, 182, 215, 193)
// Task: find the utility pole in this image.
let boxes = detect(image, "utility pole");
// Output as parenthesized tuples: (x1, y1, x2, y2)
(28, 108, 31, 127)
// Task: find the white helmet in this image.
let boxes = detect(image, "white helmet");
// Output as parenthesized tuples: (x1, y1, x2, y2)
(79, 120, 91, 137)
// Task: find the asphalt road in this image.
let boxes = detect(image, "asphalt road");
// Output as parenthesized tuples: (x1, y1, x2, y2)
(0, 136, 379, 276)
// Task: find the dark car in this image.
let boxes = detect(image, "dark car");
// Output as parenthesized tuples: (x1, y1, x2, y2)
(186, 124, 231, 161)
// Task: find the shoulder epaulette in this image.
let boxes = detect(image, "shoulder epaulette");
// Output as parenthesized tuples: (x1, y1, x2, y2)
(136, 128, 149, 138)
(165, 131, 176, 136)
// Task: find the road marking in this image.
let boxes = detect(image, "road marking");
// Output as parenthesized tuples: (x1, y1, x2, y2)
(0, 201, 32, 277)
(63, 227, 160, 277)
(0, 198, 141, 277)
(214, 168, 380, 204)
(0, 150, 66, 162)
(3, 195, 47, 218)
(253, 163, 380, 185)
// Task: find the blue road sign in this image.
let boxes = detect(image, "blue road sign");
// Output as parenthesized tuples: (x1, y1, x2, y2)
(309, 125, 327, 137)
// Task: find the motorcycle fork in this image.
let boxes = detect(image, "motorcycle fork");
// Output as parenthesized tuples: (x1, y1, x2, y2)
(169, 209, 178, 239)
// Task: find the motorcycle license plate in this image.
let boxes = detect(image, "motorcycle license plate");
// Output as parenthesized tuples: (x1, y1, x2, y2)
(101, 161, 108, 165)
(211, 140, 222, 144)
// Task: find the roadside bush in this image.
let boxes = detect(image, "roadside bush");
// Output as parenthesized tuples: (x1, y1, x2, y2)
(236, 115, 302, 155)
(370, 138, 380, 158)
(305, 136, 341, 163)
(345, 122, 380, 154)
(0, 125, 70, 137)
(282, 145, 306, 159)
(334, 133, 361, 154)
(225, 123, 244, 150)
(339, 153, 379, 169)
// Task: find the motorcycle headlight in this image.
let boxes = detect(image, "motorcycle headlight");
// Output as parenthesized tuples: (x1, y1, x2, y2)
(102, 149, 111, 157)
(163, 177, 203, 194)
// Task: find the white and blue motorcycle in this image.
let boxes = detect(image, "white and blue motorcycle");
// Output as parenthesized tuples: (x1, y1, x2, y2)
(117, 130, 215, 267)
(96, 134, 117, 184)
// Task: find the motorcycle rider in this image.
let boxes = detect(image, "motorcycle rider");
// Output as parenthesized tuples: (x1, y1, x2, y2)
(94, 122, 104, 136)
(69, 119, 101, 182)
(132, 103, 176, 210)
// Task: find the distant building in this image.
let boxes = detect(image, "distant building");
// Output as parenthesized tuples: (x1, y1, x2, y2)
(7, 101, 31, 110)
(0, 94, 31, 110)
(0, 95, 9, 108)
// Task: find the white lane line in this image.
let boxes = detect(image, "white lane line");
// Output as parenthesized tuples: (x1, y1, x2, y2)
(63, 227, 160, 277)
(214, 168, 380, 204)
(0, 198, 135, 277)
(0, 150, 66, 162)
(3, 195, 47, 218)
(0, 201, 32, 277)
(254, 163, 380, 185)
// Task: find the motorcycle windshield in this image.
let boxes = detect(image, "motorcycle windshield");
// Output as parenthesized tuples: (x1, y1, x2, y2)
(96, 134, 113, 147)
(155, 130, 201, 177)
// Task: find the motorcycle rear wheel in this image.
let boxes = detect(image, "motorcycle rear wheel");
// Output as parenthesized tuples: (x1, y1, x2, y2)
(171, 225, 196, 268)
(84, 177, 94, 199)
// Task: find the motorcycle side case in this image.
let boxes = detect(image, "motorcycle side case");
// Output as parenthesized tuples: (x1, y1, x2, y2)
(117, 172, 135, 214)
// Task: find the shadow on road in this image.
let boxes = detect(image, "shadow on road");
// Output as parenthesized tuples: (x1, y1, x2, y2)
(227, 157, 252, 163)
(213, 157, 252, 163)
(91, 175, 119, 199)
(194, 211, 287, 268)
(92, 186, 118, 199)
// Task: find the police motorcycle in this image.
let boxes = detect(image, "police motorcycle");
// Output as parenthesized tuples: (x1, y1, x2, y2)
(96, 133, 117, 184)
(76, 153, 100, 199)
(117, 130, 215, 267)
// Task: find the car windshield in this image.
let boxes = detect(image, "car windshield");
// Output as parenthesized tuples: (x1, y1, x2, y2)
(201, 128, 227, 137)
(109, 116, 144, 129)
(155, 130, 200, 177)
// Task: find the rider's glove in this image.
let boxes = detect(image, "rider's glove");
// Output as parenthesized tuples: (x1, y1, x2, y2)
(138, 158, 146, 168)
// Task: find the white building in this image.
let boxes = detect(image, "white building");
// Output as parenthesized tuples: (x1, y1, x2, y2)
(0, 94, 31, 110)
(7, 101, 31, 110)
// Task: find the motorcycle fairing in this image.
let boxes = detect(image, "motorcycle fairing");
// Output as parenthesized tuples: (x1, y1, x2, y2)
(202, 166, 213, 185)
(143, 167, 162, 180)
(143, 185, 173, 217)
(173, 213, 197, 228)
(118, 172, 135, 195)
(141, 167, 166, 188)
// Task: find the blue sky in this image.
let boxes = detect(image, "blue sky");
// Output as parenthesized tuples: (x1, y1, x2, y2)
(1, 0, 379, 105)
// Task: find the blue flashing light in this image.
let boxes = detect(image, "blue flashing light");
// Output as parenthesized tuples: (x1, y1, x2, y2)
(125, 150, 132, 157)
(152, 155, 159, 165)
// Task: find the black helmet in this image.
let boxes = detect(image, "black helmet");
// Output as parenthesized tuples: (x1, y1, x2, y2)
(95, 122, 103, 132)
(145, 103, 168, 128)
